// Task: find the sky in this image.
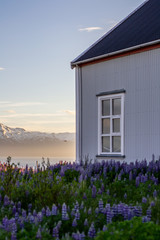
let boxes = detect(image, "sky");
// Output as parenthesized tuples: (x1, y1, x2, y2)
(0, 0, 145, 133)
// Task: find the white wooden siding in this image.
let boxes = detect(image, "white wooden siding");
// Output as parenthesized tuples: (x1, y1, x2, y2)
(80, 48, 160, 162)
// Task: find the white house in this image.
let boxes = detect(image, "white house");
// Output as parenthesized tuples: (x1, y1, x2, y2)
(71, 0, 160, 163)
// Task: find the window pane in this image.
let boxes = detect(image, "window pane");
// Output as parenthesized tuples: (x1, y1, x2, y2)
(102, 100, 110, 116)
(112, 98, 121, 115)
(113, 118, 120, 133)
(102, 118, 110, 134)
(112, 136, 121, 152)
(102, 136, 110, 152)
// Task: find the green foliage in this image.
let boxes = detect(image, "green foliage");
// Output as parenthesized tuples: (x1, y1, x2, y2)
(96, 217, 160, 240)
(64, 169, 80, 183)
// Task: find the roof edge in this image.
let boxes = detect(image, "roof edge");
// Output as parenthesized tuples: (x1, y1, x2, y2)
(71, 39, 160, 68)
(71, 0, 149, 68)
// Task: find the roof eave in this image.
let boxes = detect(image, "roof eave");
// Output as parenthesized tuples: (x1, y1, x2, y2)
(71, 39, 160, 69)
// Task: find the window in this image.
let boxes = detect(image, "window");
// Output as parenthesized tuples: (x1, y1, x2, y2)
(98, 93, 124, 156)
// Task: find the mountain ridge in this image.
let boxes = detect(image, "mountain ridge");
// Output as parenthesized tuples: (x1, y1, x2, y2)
(0, 123, 75, 142)
(0, 123, 75, 157)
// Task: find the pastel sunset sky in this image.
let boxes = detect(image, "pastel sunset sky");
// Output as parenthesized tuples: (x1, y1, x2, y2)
(0, 0, 144, 133)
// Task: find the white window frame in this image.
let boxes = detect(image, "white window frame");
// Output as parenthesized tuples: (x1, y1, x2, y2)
(98, 93, 124, 156)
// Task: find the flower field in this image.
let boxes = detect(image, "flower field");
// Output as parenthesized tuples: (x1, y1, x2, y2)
(1, 156, 160, 239)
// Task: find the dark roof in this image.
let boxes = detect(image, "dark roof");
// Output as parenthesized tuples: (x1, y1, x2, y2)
(71, 0, 160, 66)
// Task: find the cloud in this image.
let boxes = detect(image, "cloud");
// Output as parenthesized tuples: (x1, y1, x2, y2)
(0, 113, 63, 118)
(0, 101, 46, 108)
(3, 110, 16, 114)
(28, 120, 75, 124)
(0, 67, 5, 71)
(0, 101, 10, 104)
(65, 110, 75, 116)
(79, 27, 103, 32)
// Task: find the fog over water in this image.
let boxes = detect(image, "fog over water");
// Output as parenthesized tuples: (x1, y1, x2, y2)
(0, 156, 75, 168)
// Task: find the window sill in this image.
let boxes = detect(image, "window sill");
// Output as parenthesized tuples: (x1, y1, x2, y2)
(96, 154, 125, 158)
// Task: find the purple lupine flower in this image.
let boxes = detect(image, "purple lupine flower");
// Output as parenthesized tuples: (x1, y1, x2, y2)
(88, 207, 92, 215)
(111, 204, 117, 217)
(142, 216, 149, 223)
(98, 199, 104, 213)
(62, 203, 68, 220)
(10, 218, 17, 233)
(136, 176, 140, 187)
(124, 193, 127, 199)
(11, 232, 17, 240)
(37, 212, 43, 222)
(74, 201, 79, 211)
(80, 201, 84, 210)
(84, 218, 88, 226)
(22, 209, 27, 218)
(106, 210, 113, 224)
(83, 193, 87, 199)
(17, 218, 24, 230)
(17, 207, 21, 214)
(129, 171, 133, 181)
(12, 205, 16, 215)
(2, 216, 8, 230)
(88, 222, 96, 238)
(134, 206, 142, 217)
(103, 225, 107, 231)
(57, 220, 62, 230)
(28, 203, 32, 213)
(83, 207, 87, 213)
(33, 210, 37, 217)
(123, 205, 129, 220)
(75, 209, 80, 220)
(95, 208, 99, 214)
(52, 226, 59, 239)
(29, 214, 35, 224)
(80, 232, 85, 240)
(146, 208, 151, 221)
(127, 209, 133, 220)
(118, 173, 121, 181)
(150, 201, 155, 207)
(46, 207, 51, 216)
(72, 218, 78, 227)
(101, 183, 105, 192)
(52, 204, 57, 215)
(4, 195, 10, 206)
(97, 189, 102, 195)
(15, 212, 19, 221)
(153, 190, 157, 198)
(79, 174, 83, 183)
(106, 189, 110, 195)
(142, 197, 147, 204)
(74, 191, 78, 197)
(117, 204, 123, 215)
(92, 185, 96, 198)
(65, 213, 69, 220)
(105, 203, 111, 212)
(36, 227, 42, 239)
(72, 231, 85, 240)
(71, 208, 75, 217)
(41, 207, 46, 216)
(17, 201, 21, 209)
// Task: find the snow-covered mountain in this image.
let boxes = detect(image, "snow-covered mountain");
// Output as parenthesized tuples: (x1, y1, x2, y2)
(0, 123, 75, 157)
(0, 123, 75, 143)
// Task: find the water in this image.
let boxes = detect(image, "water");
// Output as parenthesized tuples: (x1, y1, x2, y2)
(0, 156, 75, 168)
